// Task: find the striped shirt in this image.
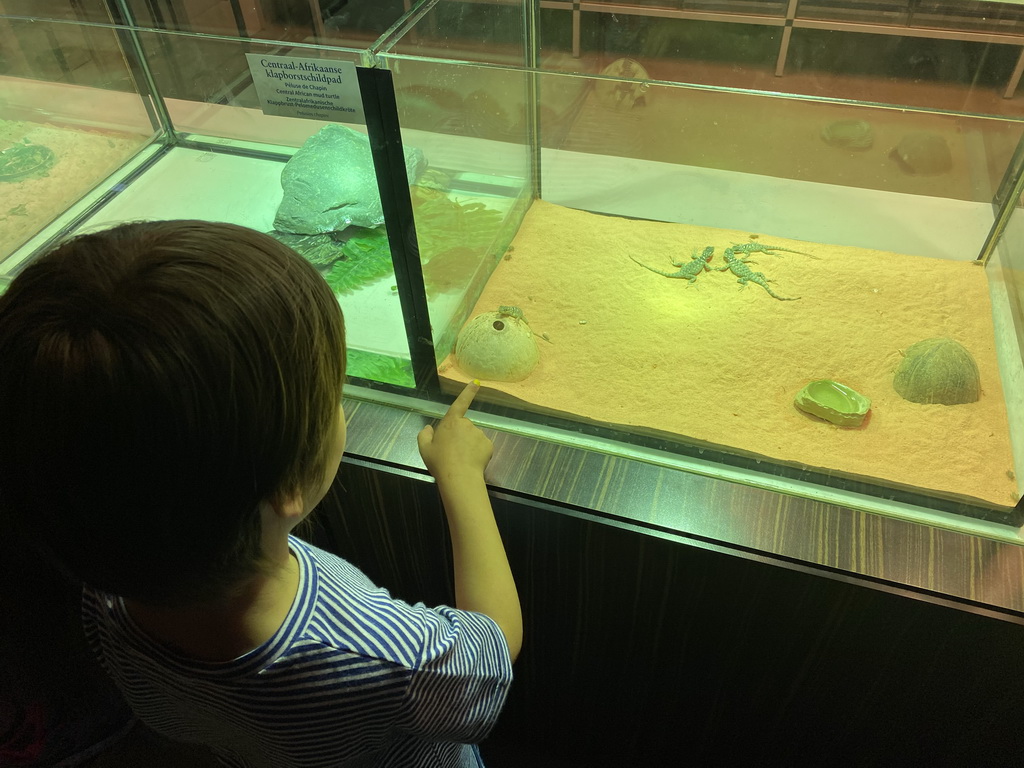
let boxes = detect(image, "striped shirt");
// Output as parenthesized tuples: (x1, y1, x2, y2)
(81, 536, 513, 767)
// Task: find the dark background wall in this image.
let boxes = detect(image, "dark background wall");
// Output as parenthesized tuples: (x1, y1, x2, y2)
(325, 461, 1024, 768)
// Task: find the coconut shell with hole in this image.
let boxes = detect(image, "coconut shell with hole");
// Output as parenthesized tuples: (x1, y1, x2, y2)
(893, 337, 979, 405)
(455, 311, 539, 382)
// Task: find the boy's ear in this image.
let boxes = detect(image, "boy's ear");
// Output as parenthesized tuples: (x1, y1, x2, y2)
(265, 489, 306, 521)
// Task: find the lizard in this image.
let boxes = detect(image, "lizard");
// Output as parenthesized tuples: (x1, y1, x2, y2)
(629, 245, 715, 284)
(727, 242, 819, 259)
(717, 246, 800, 301)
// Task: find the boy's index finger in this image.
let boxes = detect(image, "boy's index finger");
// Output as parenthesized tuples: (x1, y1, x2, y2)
(445, 379, 481, 420)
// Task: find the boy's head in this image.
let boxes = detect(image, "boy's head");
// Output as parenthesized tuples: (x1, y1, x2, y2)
(0, 220, 346, 607)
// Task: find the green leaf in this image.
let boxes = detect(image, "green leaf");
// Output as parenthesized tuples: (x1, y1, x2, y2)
(325, 227, 395, 295)
(414, 193, 503, 261)
(346, 348, 414, 387)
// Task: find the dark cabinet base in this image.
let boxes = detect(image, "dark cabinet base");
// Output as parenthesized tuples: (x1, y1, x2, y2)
(323, 460, 1024, 768)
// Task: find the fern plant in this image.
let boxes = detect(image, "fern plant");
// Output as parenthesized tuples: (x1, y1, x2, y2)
(346, 348, 414, 388)
(324, 228, 396, 296)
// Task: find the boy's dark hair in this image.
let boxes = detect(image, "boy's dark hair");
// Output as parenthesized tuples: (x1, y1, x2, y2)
(0, 220, 346, 607)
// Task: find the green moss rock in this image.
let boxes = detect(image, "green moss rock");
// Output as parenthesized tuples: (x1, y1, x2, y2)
(274, 124, 425, 234)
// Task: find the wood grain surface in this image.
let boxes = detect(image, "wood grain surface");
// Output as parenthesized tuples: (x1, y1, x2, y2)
(342, 391, 1024, 619)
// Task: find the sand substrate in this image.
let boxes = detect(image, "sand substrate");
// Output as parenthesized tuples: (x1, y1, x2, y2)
(441, 199, 1018, 508)
(1, 120, 148, 259)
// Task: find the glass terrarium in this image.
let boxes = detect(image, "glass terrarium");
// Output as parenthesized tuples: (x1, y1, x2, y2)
(0, 2, 418, 385)
(3, 0, 1023, 533)
(365, 0, 1024, 529)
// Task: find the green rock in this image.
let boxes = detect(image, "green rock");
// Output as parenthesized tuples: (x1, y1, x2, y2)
(274, 124, 425, 234)
(268, 230, 347, 266)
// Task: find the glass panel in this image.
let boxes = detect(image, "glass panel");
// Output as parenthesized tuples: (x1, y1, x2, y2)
(9, 0, 1024, 523)
(536, 10, 787, 84)
(377, 0, 532, 363)
(119, 0, 414, 48)
(0, 15, 158, 268)
(991, 183, 1024, 522)
(577, 0, 786, 12)
(686, 0, 786, 13)
(377, 0, 1024, 527)
(584, 17, 783, 82)
(0, 0, 115, 24)
(0, 10, 416, 386)
(390, 56, 534, 361)
(528, 2, 1024, 112)
(798, 0, 913, 25)
(547, 80, 1018, 206)
(918, 1, 1024, 35)
(784, 29, 1024, 108)
(800, 0, 1024, 35)
(112, 31, 415, 386)
(379, 0, 527, 65)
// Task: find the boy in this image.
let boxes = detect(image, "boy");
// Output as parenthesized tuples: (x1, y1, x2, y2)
(0, 220, 521, 767)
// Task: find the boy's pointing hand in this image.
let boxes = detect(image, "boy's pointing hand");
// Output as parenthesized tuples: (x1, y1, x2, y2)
(417, 380, 493, 482)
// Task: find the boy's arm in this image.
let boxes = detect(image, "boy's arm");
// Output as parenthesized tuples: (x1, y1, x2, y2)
(417, 381, 523, 662)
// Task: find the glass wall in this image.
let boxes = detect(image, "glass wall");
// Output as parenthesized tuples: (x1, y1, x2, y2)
(0, 15, 157, 268)
(4, 0, 1024, 528)
(0, 6, 418, 384)
(373, 0, 1024, 528)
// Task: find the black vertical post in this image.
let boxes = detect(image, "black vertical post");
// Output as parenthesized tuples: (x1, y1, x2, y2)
(228, 0, 249, 37)
(357, 64, 440, 396)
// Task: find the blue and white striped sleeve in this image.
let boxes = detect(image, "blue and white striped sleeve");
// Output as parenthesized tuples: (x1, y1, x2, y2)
(397, 605, 513, 742)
